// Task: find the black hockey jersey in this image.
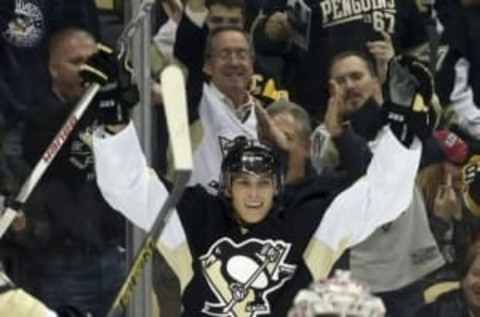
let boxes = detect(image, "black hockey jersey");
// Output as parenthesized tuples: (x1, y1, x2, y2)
(163, 185, 329, 315)
(93, 123, 421, 317)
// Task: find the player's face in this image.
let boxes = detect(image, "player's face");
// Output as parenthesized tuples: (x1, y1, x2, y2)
(206, 4, 244, 31)
(330, 56, 379, 114)
(228, 172, 276, 224)
(463, 255, 480, 312)
(49, 33, 97, 102)
(204, 30, 254, 101)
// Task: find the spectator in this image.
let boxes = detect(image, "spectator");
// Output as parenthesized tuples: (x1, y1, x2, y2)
(310, 52, 446, 317)
(418, 130, 471, 272)
(259, 99, 313, 185)
(416, 239, 480, 316)
(167, 27, 261, 191)
(174, 0, 245, 99)
(435, 0, 480, 140)
(10, 28, 127, 316)
(0, 0, 102, 193)
(310, 51, 385, 174)
(253, 0, 429, 119)
(174, 0, 287, 106)
(0, 0, 63, 193)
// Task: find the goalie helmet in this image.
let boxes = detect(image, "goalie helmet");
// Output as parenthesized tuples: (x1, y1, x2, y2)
(288, 270, 386, 317)
(219, 136, 283, 197)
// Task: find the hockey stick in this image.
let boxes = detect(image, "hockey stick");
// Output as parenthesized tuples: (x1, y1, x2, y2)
(0, 84, 101, 238)
(106, 64, 192, 317)
(0, 0, 157, 239)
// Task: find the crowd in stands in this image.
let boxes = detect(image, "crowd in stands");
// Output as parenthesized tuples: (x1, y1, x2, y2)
(2, 0, 480, 316)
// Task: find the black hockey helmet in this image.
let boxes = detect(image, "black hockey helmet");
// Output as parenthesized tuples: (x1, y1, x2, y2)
(218, 136, 283, 198)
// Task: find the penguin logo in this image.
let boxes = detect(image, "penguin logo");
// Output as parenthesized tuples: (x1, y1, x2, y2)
(200, 237, 297, 316)
(3, 0, 45, 47)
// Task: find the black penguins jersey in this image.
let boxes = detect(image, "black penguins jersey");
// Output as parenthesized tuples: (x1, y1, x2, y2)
(93, 123, 422, 317)
(151, 131, 421, 316)
(159, 185, 333, 316)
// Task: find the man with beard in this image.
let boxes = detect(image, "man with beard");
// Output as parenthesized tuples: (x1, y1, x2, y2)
(252, 0, 429, 119)
(310, 50, 385, 161)
(310, 51, 448, 317)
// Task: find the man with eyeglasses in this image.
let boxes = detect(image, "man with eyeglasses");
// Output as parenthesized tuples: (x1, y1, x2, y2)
(174, 0, 245, 94)
(173, 26, 261, 191)
(174, 0, 288, 107)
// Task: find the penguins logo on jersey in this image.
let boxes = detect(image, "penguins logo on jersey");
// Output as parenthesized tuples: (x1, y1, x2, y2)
(200, 237, 297, 316)
(3, 0, 45, 47)
(69, 126, 96, 180)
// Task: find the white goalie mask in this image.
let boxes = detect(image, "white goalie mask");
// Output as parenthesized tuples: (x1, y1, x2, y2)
(288, 270, 386, 317)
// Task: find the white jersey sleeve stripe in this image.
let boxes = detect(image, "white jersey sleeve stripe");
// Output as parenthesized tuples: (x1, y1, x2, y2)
(93, 122, 192, 286)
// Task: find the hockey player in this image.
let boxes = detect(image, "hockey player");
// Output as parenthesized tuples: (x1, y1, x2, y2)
(83, 49, 429, 316)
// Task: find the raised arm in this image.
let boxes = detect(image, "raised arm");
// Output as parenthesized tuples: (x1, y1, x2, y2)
(304, 56, 434, 279)
(93, 123, 167, 232)
(304, 127, 422, 279)
(174, 0, 208, 79)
